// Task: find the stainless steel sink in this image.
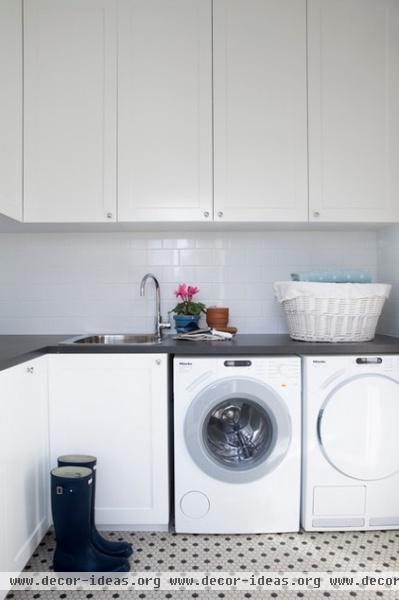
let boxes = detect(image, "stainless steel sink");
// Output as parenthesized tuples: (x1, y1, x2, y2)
(62, 334, 160, 345)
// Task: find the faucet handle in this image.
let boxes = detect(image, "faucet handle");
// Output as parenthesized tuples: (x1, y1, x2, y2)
(157, 317, 171, 340)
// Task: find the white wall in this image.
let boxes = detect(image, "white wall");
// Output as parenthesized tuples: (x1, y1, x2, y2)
(378, 226, 399, 336)
(0, 230, 377, 334)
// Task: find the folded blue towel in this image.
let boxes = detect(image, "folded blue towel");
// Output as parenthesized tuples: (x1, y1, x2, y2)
(290, 270, 372, 283)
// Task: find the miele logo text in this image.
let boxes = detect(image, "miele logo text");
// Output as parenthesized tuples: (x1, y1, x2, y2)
(179, 362, 192, 366)
(313, 360, 326, 364)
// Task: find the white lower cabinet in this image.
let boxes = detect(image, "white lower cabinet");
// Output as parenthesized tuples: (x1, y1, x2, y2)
(0, 356, 49, 576)
(0, 351, 169, 599)
(48, 354, 169, 530)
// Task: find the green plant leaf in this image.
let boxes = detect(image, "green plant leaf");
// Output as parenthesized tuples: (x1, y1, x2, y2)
(171, 300, 207, 316)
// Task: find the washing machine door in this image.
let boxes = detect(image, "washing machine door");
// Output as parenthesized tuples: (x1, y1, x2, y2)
(184, 377, 292, 483)
(318, 374, 399, 481)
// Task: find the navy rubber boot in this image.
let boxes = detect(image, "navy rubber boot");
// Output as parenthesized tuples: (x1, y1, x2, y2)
(57, 455, 133, 559)
(51, 466, 129, 572)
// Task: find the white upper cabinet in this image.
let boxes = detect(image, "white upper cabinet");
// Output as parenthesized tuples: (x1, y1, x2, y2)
(0, 0, 22, 221)
(213, 0, 308, 222)
(2, 0, 397, 225)
(308, 0, 399, 223)
(117, 0, 213, 222)
(24, 0, 117, 223)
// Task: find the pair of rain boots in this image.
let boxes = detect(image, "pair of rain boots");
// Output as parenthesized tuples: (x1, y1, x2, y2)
(51, 454, 133, 572)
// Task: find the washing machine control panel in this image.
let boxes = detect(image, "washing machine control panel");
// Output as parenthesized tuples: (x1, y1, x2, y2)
(355, 357, 382, 364)
(224, 360, 252, 367)
(175, 356, 301, 391)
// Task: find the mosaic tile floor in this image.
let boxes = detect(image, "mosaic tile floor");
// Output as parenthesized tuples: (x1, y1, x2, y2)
(6, 528, 399, 599)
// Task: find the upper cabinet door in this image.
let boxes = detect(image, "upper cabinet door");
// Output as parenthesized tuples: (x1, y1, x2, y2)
(24, 0, 117, 223)
(213, 0, 308, 222)
(308, 0, 399, 223)
(118, 0, 213, 222)
(0, 0, 22, 221)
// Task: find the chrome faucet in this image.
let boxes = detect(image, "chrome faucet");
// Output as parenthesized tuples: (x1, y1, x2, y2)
(140, 273, 171, 341)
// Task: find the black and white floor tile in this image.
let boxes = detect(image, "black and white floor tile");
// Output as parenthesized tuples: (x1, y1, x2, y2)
(6, 529, 399, 599)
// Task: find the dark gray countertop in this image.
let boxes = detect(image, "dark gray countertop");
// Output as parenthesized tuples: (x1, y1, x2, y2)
(1, 333, 399, 372)
(0, 335, 67, 371)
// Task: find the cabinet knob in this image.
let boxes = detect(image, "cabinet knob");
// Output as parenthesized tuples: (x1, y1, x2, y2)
(203, 211, 209, 218)
(106, 212, 113, 219)
(313, 211, 320, 218)
(217, 211, 223, 218)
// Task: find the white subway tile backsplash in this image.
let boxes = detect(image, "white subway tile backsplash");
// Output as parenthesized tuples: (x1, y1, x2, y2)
(179, 249, 217, 266)
(163, 238, 196, 249)
(147, 249, 179, 266)
(0, 230, 377, 334)
(377, 225, 399, 337)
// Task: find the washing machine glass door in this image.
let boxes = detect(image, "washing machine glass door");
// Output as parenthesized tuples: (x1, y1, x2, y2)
(319, 374, 399, 481)
(184, 377, 292, 483)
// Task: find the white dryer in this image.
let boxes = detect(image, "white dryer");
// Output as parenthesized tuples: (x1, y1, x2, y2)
(302, 354, 399, 531)
(174, 356, 301, 533)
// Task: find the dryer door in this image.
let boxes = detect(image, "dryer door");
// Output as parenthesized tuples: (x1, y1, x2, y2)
(184, 377, 292, 483)
(318, 374, 399, 481)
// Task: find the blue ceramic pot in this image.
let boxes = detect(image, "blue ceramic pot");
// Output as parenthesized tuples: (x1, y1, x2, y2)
(174, 314, 200, 333)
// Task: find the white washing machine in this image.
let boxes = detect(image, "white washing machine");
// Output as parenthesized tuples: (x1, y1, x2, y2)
(302, 354, 399, 531)
(174, 356, 301, 533)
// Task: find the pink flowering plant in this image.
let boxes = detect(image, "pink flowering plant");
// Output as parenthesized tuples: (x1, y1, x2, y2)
(172, 283, 206, 316)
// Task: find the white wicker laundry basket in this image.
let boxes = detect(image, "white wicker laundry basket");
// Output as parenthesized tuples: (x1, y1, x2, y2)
(274, 282, 391, 342)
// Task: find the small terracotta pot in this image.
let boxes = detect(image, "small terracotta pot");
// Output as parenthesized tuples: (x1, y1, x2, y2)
(206, 307, 229, 329)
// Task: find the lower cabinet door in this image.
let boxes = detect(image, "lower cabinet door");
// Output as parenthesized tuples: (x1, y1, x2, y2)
(48, 354, 169, 529)
(0, 449, 7, 577)
(0, 357, 49, 573)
